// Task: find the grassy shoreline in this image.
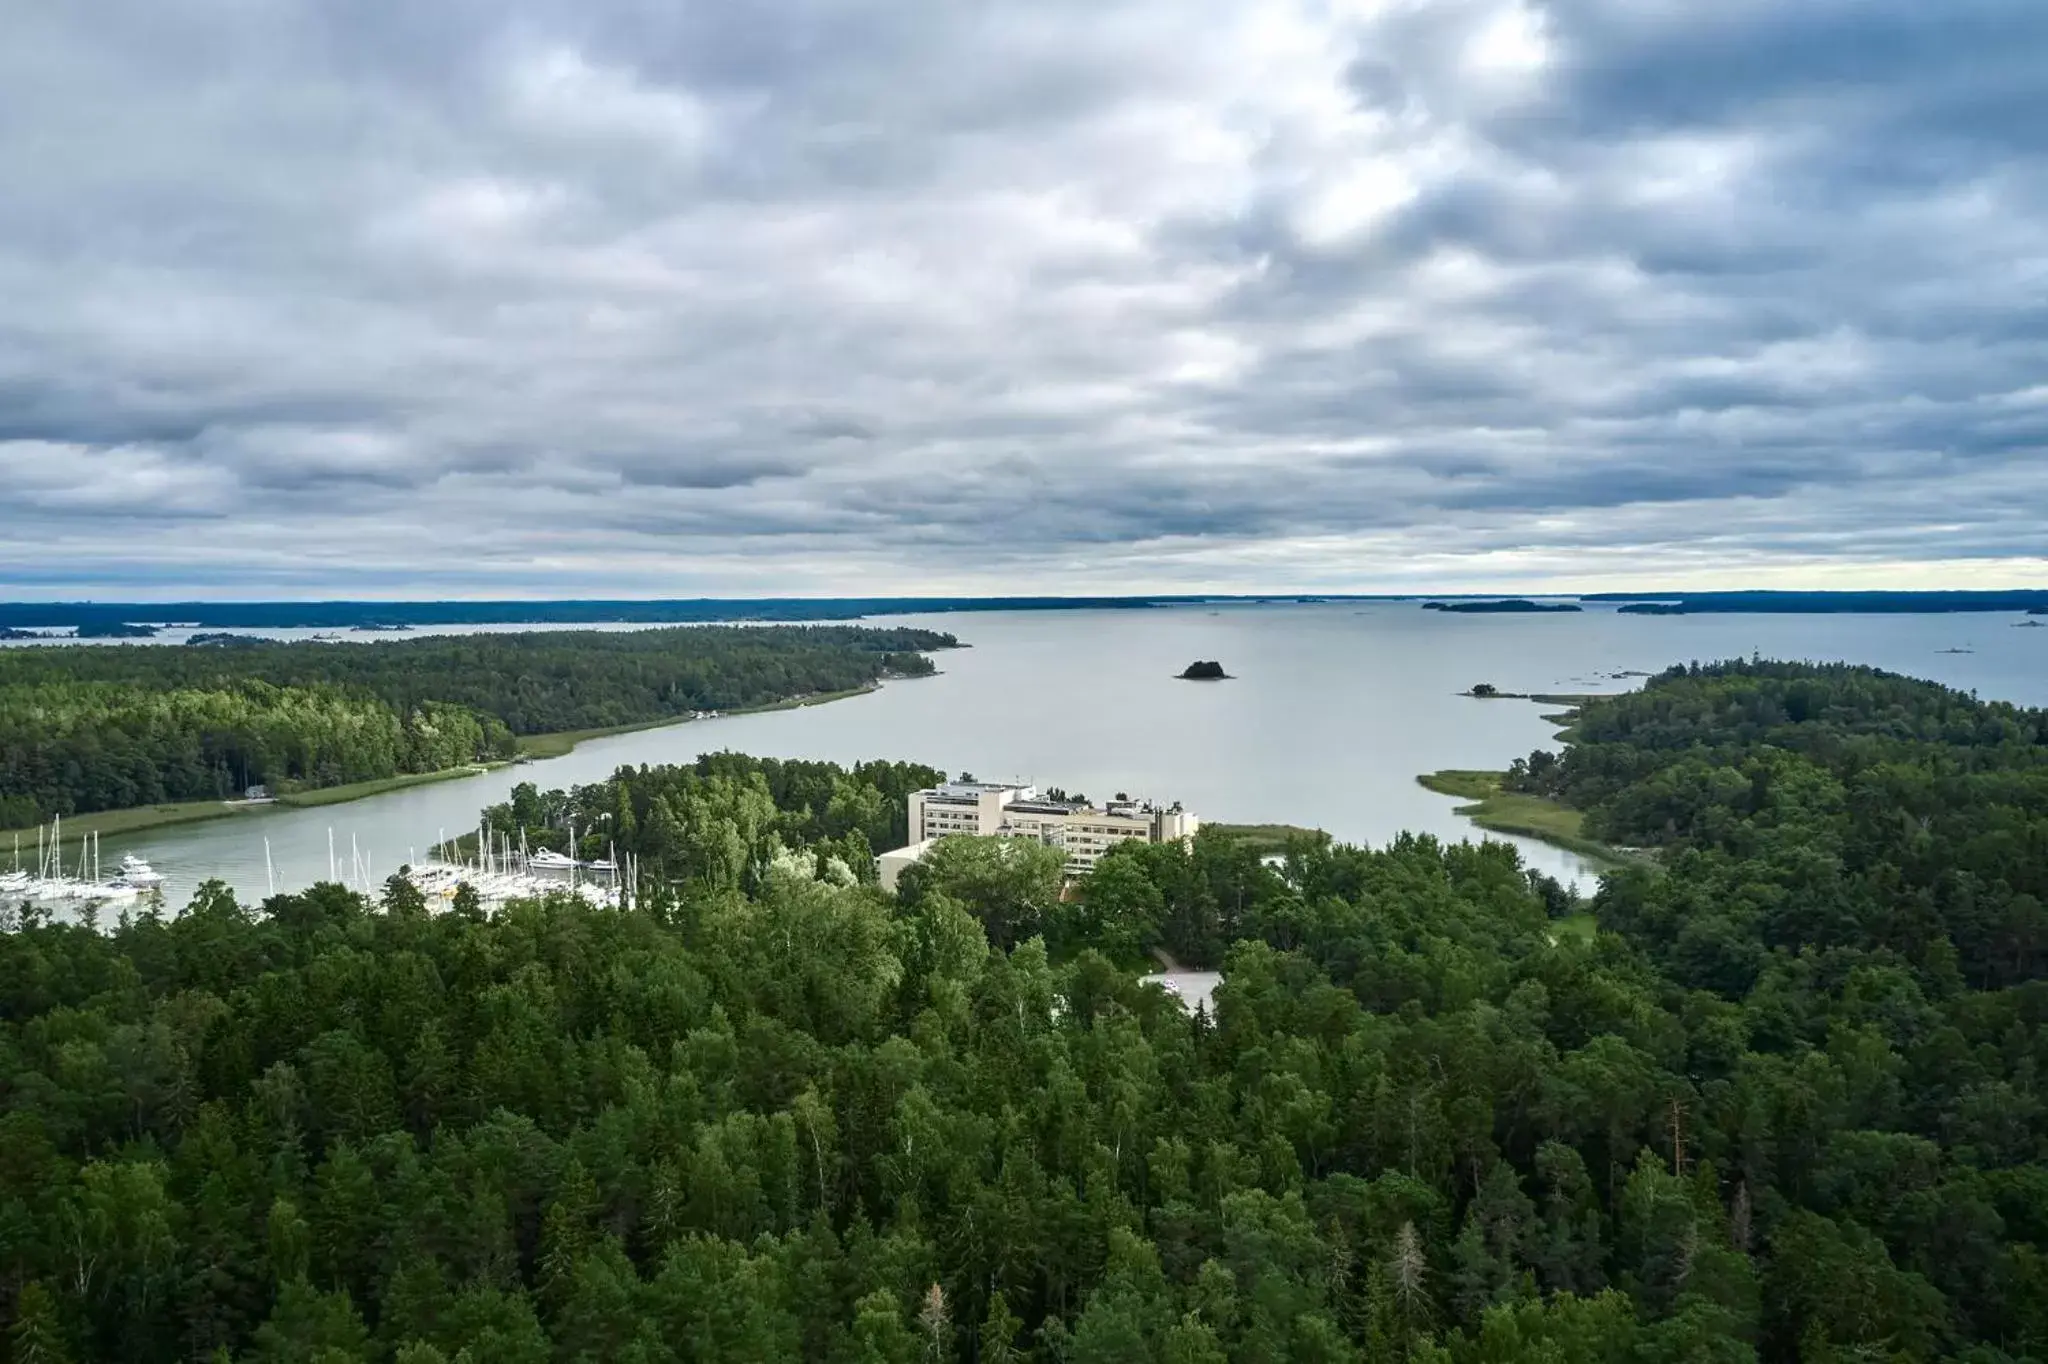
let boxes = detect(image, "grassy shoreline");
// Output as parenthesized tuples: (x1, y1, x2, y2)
(512, 683, 886, 759)
(1417, 769, 1625, 865)
(1, 768, 498, 849)
(514, 716, 691, 760)
(273, 767, 488, 808)
(728, 683, 884, 716)
(1206, 822, 1329, 855)
(7, 682, 895, 848)
(0, 799, 257, 849)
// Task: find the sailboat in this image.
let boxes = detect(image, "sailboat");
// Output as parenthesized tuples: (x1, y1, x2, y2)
(0, 834, 27, 894)
(82, 832, 142, 902)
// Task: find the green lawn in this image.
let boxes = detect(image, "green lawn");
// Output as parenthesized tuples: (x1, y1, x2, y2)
(1416, 770, 1623, 864)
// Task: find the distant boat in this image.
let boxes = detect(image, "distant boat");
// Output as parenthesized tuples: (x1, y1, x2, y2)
(529, 849, 578, 870)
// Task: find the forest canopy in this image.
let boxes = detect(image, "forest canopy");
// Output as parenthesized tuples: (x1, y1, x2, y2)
(7, 660, 2048, 1360)
(1503, 658, 2048, 990)
(0, 626, 953, 825)
(477, 753, 948, 891)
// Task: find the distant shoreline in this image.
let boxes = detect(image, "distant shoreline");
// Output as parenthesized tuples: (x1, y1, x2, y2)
(1589, 589, 2048, 615)
(8, 588, 2046, 633)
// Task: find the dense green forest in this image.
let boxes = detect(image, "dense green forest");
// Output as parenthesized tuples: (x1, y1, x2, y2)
(0, 627, 952, 826)
(9, 660, 2048, 1360)
(480, 754, 949, 889)
(1504, 658, 2048, 990)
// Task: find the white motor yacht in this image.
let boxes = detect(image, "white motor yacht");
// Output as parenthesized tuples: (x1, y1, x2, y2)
(528, 849, 578, 870)
(117, 853, 165, 887)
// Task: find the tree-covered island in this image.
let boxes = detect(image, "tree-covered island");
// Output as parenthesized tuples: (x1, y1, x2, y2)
(1422, 600, 1582, 614)
(0, 625, 955, 829)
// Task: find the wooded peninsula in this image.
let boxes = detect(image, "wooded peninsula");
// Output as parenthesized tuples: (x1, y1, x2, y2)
(5, 658, 2048, 1360)
(0, 626, 953, 828)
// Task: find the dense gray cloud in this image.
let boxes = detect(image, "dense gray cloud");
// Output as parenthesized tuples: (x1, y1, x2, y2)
(2, 0, 2045, 596)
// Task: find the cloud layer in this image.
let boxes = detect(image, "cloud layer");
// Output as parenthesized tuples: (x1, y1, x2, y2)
(3, 0, 2045, 595)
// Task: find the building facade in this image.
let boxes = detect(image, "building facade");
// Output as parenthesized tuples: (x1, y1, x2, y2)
(876, 839, 937, 894)
(901, 780, 1200, 877)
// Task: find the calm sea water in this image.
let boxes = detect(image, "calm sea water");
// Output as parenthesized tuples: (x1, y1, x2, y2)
(49, 602, 2047, 910)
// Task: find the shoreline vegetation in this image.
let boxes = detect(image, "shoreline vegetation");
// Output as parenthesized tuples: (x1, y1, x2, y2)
(1, 668, 929, 849)
(1422, 598, 1583, 614)
(1416, 769, 1626, 864)
(1590, 588, 2048, 614)
(512, 681, 902, 760)
(0, 624, 954, 825)
(1204, 822, 1328, 855)
(1461, 685, 1603, 705)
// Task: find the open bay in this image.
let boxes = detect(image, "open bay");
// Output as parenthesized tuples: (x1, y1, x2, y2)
(73, 601, 2048, 908)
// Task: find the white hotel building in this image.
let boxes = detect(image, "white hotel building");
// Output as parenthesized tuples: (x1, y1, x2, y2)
(877, 780, 1200, 889)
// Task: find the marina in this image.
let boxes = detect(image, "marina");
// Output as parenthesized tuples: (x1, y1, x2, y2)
(3, 814, 634, 920)
(2, 818, 166, 908)
(399, 820, 633, 912)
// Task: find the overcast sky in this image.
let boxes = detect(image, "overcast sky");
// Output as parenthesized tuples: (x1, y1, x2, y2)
(4, 0, 2045, 598)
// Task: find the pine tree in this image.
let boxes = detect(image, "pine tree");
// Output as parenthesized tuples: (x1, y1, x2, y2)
(10, 1282, 72, 1364)
(980, 1290, 1024, 1364)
